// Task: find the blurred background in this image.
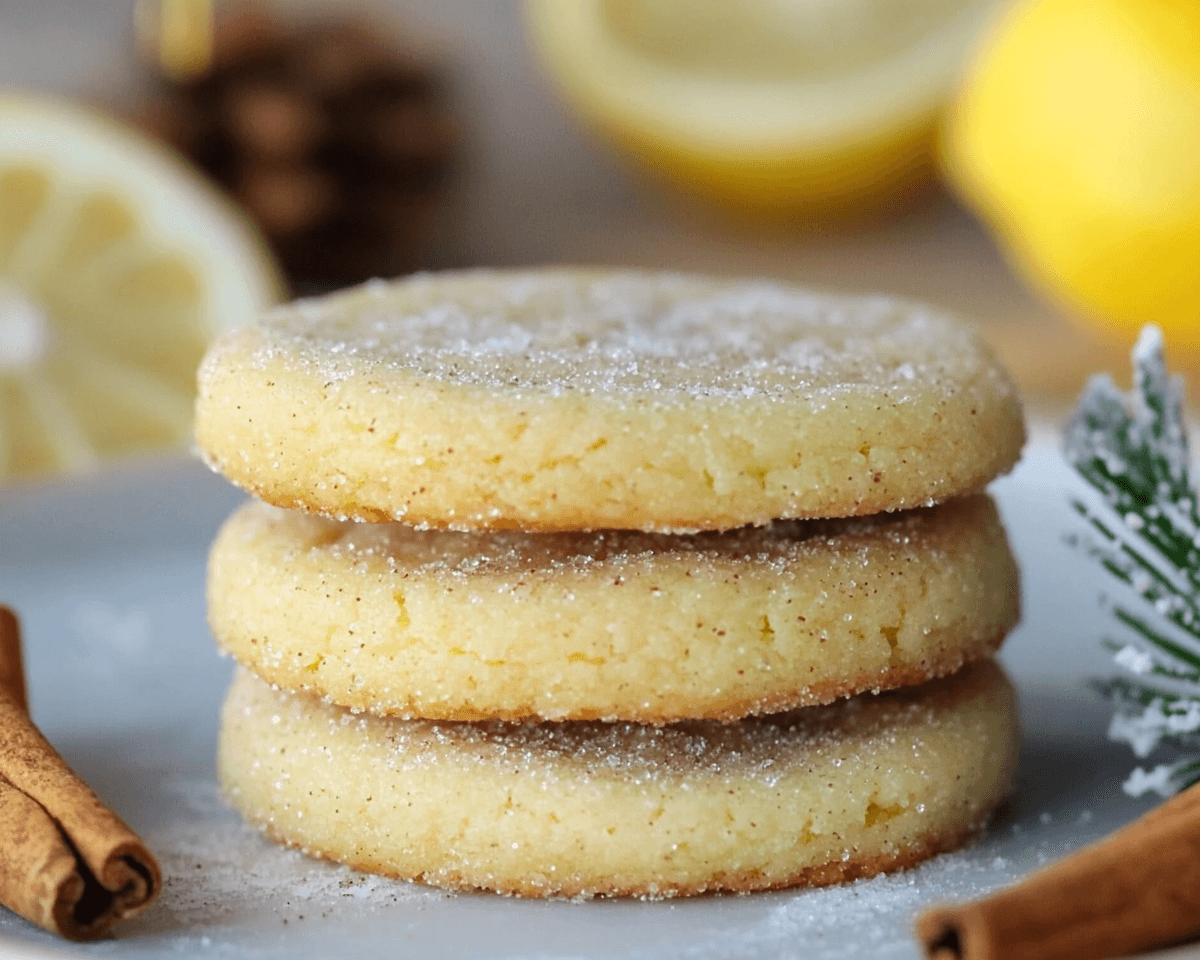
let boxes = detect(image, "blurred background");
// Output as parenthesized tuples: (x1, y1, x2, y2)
(1, 0, 1197, 480)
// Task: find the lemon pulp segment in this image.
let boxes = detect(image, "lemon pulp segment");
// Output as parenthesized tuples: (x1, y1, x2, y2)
(0, 95, 281, 477)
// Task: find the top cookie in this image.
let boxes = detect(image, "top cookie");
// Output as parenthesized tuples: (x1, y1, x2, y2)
(195, 269, 1024, 531)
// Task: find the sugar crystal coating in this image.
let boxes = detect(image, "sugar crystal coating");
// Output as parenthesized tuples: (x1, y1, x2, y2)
(207, 494, 1020, 721)
(195, 269, 1026, 530)
(255, 271, 995, 399)
(218, 660, 1019, 898)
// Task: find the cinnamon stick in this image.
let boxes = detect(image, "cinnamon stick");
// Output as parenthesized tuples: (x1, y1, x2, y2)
(0, 607, 26, 714)
(916, 784, 1200, 960)
(0, 606, 160, 941)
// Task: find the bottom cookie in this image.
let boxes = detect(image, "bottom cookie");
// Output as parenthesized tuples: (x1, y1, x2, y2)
(218, 660, 1018, 898)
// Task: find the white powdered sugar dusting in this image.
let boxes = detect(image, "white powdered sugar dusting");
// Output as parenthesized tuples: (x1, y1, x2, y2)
(616, 821, 1092, 960)
(125, 778, 436, 941)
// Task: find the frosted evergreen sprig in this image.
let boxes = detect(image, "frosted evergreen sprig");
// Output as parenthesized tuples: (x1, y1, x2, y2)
(1063, 326, 1200, 797)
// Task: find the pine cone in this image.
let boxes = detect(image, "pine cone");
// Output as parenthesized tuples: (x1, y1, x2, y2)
(142, 10, 457, 290)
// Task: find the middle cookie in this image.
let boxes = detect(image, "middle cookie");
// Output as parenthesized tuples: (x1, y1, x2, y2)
(208, 494, 1018, 723)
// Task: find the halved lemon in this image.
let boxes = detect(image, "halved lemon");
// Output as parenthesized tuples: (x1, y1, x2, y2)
(0, 93, 284, 479)
(525, 0, 999, 215)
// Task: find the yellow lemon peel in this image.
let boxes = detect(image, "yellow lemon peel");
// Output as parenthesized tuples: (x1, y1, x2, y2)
(527, 0, 998, 215)
(943, 0, 1200, 347)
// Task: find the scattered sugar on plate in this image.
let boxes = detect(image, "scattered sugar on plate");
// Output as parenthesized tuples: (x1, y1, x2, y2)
(123, 779, 437, 941)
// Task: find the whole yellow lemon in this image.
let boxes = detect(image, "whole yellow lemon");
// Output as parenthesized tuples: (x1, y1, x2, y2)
(943, 0, 1200, 347)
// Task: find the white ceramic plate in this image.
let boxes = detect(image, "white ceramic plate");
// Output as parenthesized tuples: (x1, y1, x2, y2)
(0, 433, 1191, 959)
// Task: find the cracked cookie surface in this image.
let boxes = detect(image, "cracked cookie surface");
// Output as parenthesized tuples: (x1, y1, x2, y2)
(208, 494, 1018, 722)
(218, 659, 1019, 897)
(195, 269, 1025, 531)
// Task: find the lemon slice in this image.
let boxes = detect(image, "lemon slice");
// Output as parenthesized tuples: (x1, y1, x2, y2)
(525, 0, 999, 215)
(0, 93, 283, 479)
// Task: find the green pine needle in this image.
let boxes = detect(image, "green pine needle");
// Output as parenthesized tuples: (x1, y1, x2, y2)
(1064, 325, 1200, 797)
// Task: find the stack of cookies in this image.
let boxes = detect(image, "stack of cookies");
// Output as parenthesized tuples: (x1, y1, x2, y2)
(195, 270, 1025, 897)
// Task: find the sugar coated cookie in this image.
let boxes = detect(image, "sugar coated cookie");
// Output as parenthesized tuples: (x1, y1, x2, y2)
(207, 494, 1019, 722)
(195, 270, 1024, 531)
(218, 659, 1018, 898)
